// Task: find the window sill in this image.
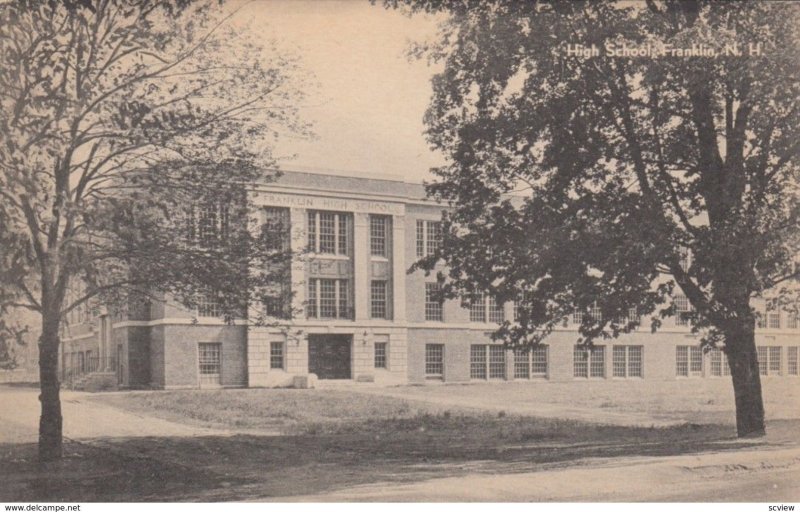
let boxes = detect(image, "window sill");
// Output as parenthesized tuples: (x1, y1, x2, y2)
(309, 253, 350, 260)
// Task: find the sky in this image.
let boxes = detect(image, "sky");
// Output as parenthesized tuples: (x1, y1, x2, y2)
(226, 0, 447, 182)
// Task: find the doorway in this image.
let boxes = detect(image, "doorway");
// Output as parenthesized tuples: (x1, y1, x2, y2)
(308, 334, 352, 379)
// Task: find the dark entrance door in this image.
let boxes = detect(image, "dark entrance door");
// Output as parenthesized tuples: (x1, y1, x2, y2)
(308, 334, 352, 379)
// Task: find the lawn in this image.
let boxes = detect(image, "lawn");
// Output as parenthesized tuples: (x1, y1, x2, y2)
(3, 386, 797, 501)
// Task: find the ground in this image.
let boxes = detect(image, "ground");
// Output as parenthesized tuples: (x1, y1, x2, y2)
(0, 378, 798, 502)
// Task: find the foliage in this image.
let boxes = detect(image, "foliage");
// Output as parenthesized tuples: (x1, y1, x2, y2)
(392, 0, 800, 349)
(0, 316, 28, 370)
(0, 0, 310, 324)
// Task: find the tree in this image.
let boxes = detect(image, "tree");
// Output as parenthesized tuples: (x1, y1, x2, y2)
(388, 0, 800, 437)
(0, 0, 310, 460)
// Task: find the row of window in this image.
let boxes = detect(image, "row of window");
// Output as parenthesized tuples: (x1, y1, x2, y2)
(676, 346, 800, 377)
(422, 344, 800, 380)
(424, 343, 644, 380)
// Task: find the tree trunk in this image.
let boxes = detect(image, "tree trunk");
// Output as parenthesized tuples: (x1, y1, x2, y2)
(725, 323, 766, 438)
(38, 311, 63, 461)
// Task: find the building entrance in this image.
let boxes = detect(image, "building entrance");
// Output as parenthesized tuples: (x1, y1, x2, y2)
(308, 334, 352, 379)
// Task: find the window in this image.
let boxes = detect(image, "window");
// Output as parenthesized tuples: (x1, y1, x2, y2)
(374, 342, 387, 369)
(756, 346, 782, 376)
(307, 278, 351, 319)
(468, 293, 504, 323)
(489, 345, 506, 378)
(488, 296, 505, 323)
(769, 346, 782, 374)
(425, 283, 444, 321)
(573, 303, 601, 324)
(308, 210, 350, 255)
(514, 345, 548, 379)
(196, 292, 221, 318)
(192, 202, 229, 244)
(270, 342, 284, 370)
(675, 295, 691, 326)
(627, 307, 640, 324)
(416, 220, 442, 258)
(676, 345, 703, 377)
(678, 247, 692, 272)
(369, 215, 390, 257)
(612, 345, 643, 378)
(788, 314, 798, 329)
(425, 344, 444, 378)
(767, 308, 781, 329)
(469, 292, 486, 322)
(198, 343, 221, 385)
(264, 283, 291, 319)
(709, 348, 731, 377)
(512, 295, 524, 322)
(470, 345, 487, 380)
(574, 345, 605, 378)
(370, 280, 389, 319)
(470, 345, 506, 380)
(788, 347, 798, 376)
(262, 207, 290, 251)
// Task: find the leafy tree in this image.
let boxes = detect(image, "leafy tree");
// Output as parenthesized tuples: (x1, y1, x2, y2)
(0, 315, 29, 371)
(388, 0, 800, 437)
(0, 0, 309, 460)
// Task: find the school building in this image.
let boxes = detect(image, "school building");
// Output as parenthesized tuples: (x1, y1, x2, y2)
(58, 170, 800, 390)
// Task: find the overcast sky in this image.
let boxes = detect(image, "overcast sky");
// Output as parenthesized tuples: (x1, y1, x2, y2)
(227, 0, 446, 182)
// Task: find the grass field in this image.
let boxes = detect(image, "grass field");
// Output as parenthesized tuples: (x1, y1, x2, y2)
(3, 382, 798, 501)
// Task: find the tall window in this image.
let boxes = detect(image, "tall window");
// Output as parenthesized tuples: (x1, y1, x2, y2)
(468, 293, 504, 323)
(198, 343, 221, 385)
(676, 345, 703, 377)
(574, 345, 605, 378)
(308, 210, 350, 255)
(709, 348, 731, 377)
(678, 247, 692, 272)
(788, 347, 798, 376)
(307, 278, 351, 319)
(270, 342, 284, 370)
(196, 292, 221, 318)
(469, 292, 486, 322)
(262, 207, 290, 251)
(192, 202, 230, 245)
(370, 215, 390, 257)
(767, 307, 781, 329)
(374, 342, 387, 369)
(573, 303, 602, 324)
(416, 220, 442, 258)
(264, 282, 291, 319)
(514, 345, 548, 379)
(425, 344, 444, 379)
(370, 280, 389, 319)
(757, 346, 782, 376)
(425, 282, 444, 321)
(788, 313, 798, 329)
(612, 345, 643, 378)
(470, 345, 506, 380)
(675, 295, 691, 326)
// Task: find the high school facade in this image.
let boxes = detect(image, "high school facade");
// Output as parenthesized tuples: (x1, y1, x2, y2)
(59, 170, 800, 389)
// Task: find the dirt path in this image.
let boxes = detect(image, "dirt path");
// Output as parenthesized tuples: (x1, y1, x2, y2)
(0, 387, 223, 443)
(280, 444, 800, 502)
